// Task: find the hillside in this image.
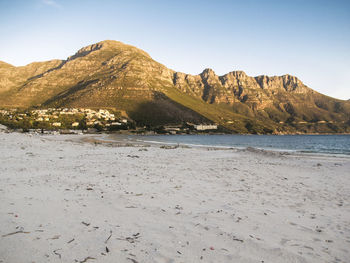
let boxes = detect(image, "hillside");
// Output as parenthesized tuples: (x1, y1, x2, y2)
(0, 40, 349, 133)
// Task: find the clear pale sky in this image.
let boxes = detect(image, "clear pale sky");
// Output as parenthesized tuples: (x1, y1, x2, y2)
(0, 0, 349, 100)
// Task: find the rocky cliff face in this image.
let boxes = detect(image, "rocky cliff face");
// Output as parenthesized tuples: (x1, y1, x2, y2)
(0, 40, 349, 133)
(172, 69, 311, 108)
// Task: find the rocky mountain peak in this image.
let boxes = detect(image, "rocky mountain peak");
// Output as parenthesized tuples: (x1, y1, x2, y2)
(282, 74, 301, 83)
(280, 74, 308, 93)
(69, 43, 103, 59)
(200, 68, 219, 82)
(231, 70, 248, 78)
(201, 68, 216, 75)
(66, 40, 152, 62)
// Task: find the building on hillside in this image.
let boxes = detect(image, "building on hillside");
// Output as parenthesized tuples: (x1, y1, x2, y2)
(164, 126, 181, 133)
(111, 122, 122, 126)
(86, 121, 95, 126)
(194, 124, 217, 131)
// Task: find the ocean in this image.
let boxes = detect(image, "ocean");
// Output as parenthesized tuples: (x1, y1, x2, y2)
(109, 134, 350, 155)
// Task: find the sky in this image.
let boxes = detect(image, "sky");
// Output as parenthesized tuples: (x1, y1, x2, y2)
(0, 0, 349, 100)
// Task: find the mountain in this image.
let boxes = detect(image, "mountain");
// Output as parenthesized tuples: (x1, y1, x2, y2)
(0, 40, 349, 133)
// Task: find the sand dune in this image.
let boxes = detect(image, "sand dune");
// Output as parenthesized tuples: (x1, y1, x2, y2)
(0, 132, 349, 263)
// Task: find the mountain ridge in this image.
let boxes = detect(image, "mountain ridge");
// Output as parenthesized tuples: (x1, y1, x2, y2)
(0, 40, 349, 133)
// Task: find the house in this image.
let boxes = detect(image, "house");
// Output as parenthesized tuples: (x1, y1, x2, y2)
(111, 122, 122, 126)
(164, 126, 181, 133)
(86, 121, 95, 126)
(52, 122, 61, 127)
(72, 122, 79, 127)
(194, 124, 217, 131)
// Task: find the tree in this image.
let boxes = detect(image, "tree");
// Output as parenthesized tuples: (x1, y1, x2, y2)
(79, 117, 87, 131)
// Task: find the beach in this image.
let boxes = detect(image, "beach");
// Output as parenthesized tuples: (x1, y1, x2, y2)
(0, 132, 349, 263)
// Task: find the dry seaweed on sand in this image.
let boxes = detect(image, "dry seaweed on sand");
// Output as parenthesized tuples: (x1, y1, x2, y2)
(2, 230, 30, 237)
(76, 256, 96, 263)
(105, 230, 112, 243)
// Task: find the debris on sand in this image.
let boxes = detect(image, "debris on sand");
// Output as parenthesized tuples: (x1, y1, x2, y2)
(2, 230, 30, 237)
(53, 249, 62, 259)
(127, 258, 139, 263)
(127, 155, 140, 158)
(117, 233, 141, 244)
(160, 145, 178, 149)
(77, 256, 96, 263)
(105, 230, 112, 244)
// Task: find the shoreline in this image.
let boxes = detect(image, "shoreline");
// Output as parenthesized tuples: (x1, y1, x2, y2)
(6, 130, 350, 158)
(93, 133, 350, 158)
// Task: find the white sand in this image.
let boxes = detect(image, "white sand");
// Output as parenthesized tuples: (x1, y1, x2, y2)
(0, 132, 349, 263)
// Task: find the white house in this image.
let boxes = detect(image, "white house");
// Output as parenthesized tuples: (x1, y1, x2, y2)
(194, 124, 217, 131)
(111, 122, 122, 126)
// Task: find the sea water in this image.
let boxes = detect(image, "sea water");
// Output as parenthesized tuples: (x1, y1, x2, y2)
(110, 134, 350, 155)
